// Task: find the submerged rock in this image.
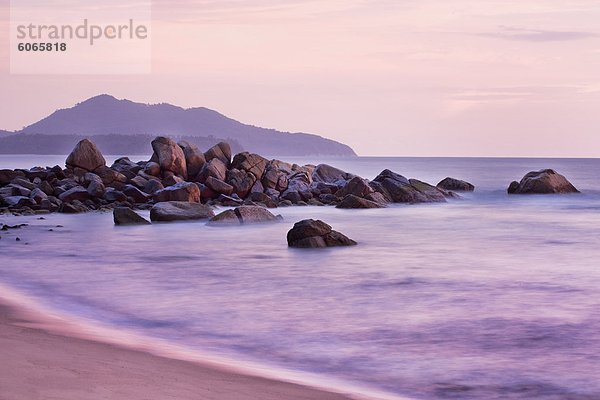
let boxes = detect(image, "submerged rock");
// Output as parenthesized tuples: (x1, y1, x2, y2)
(113, 207, 151, 225)
(508, 169, 579, 194)
(150, 201, 215, 222)
(287, 219, 357, 248)
(437, 177, 475, 192)
(208, 205, 280, 226)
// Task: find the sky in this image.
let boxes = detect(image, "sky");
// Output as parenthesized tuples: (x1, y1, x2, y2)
(1, 0, 600, 157)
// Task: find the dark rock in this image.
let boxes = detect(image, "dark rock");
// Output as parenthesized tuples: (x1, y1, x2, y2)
(162, 173, 185, 187)
(153, 182, 201, 203)
(39, 180, 54, 196)
(123, 185, 150, 203)
(437, 177, 475, 192)
(208, 205, 279, 225)
(0, 169, 25, 186)
(87, 180, 106, 198)
(30, 188, 48, 204)
(216, 194, 243, 207)
(205, 176, 234, 196)
(3, 196, 35, 208)
(204, 142, 232, 166)
(262, 163, 289, 192)
(150, 201, 215, 222)
(178, 141, 206, 177)
(226, 168, 256, 198)
(282, 190, 302, 204)
(143, 161, 161, 177)
(372, 170, 447, 203)
(11, 177, 36, 191)
(59, 186, 90, 203)
(318, 193, 338, 204)
(365, 192, 388, 205)
(151, 136, 187, 178)
(65, 139, 106, 172)
(335, 176, 373, 198)
(129, 175, 148, 189)
(508, 169, 579, 194)
(287, 219, 357, 248)
(7, 184, 31, 197)
(94, 165, 128, 185)
(103, 188, 128, 203)
(113, 207, 151, 225)
(250, 179, 265, 195)
(248, 192, 278, 208)
(336, 194, 385, 209)
(143, 179, 164, 195)
(58, 201, 88, 213)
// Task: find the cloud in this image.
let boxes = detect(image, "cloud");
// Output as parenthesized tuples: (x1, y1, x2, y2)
(478, 26, 598, 42)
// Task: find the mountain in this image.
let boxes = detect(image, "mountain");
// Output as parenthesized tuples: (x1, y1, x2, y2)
(3, 94, 356, 156)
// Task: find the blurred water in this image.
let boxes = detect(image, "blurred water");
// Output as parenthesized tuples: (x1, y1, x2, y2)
(2, 156, 600, 399)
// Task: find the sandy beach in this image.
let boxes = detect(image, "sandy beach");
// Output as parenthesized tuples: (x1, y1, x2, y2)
(0, 296, 357, 400)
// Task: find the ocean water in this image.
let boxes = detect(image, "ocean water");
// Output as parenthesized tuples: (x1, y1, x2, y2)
(2, 156, 600, 400)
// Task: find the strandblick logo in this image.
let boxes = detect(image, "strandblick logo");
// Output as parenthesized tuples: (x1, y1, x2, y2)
(16, 19, 149, 46)
(10, 0, 152, 75)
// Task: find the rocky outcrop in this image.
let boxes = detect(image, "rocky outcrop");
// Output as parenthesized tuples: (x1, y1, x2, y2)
(208, 205, 280, 225)
(153, 182, 201, 203)
(371, 169, 449, 203)
(150, 201, 215, 222)
(66, 139, 106, 172)
(287, 219, 357, 248)
(437, 177, 475, 192)
(113, 207, 151, 225)
(508, 169, 579, 194)
(151, 136, 187, 178)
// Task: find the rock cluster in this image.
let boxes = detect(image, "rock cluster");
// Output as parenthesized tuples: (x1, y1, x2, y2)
(287, 219, 357, 248)
(1, 137, 462, 216)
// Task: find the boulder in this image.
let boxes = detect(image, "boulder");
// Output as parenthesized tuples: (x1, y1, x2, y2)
(287, 219, 357, 248)
(3, 196, 35, 208)
(208, 205, 280, 225)
(87, 179, 106, 198)
(231, 152, 269, 180)
(508, 169, 579, 194)
(153, 182, 201, 203)
(11, 177, 36, 191)
(371, 170, 447, 203)
(66, 139, 106, 172)
(248, 192, 277, 208)
(30, 188, 48, 204)
(196, 158, 227, 183)
(262, 163, 289, 192)
(113, 207, 151, 225)
(150, 201, 215, 222)
(59, 186, 90, 203)
(312, 164, 353, 184)
(123, 185, 150, 203)
(151, 136, 187, 178)
(0, 169, 26, 186)
(205, 176, 234, 196)
(226, 168, 256, 198)
(336, 194, 385, 209)
(437, 177, 475, 192)
(335, 176, 373, 198)
(94, 165, 127, 185)
(178, 141, 206, 177)
(143, 162, 161, 177)
(143, 179, 164, 195)
(204, 142, 232, 166)
(103, 188, 128, 203)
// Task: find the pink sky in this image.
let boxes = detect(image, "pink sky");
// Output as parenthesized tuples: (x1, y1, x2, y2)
(1, 0, 600, 156)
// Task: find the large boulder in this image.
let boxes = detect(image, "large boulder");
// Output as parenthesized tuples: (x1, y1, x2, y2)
(205, 176, 234, 196)
(287, 219, 357, 248)
(226, 168, 256, 199)
(196, 158, 227, 183)
(335, 176, 373, 198)
(208, 205, 280, 225)
(151, 136, 187, 178)
(437, 177, 475, 192)
(150, 201, 215, 222)
(113, 207, 151, 225)
(262, 163, 289, 192)
(66, 139, 106, 172)
(336, 194, 385, 209)
(508, 169, 579, 194)
(204, 142, 232, 166)
(94, 165, 128, 186)
(178, 141, 206, 178)
(312, 164, 354, 184)
(153, 182, 201, 203)
(231, 152, 269, 180)
(59, 186, 90, 203)
(371, 170, 447, 203)
(0, 170, 25, 186)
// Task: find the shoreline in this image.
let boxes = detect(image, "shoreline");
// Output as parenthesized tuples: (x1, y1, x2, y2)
(0, 287, 407, 400)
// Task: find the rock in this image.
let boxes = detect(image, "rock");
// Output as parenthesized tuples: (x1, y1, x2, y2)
(371, 170, 447, 203)
(250, 179, 265, 194)
(408, 179, 449, 202)
(204, 142, 231, 166)
(123, 185, 150, 203)
(39, 180, 54, 196)
(365, 192, 388, 205)
(66, 139, 106, 172)
(208, 205, 280, 225)
(196, 158, 227, 183)
(130, 175, 148, 189)
(312, 164, 353, 184)
(437, 177, 475, 192)
(59, 201, 88, 213)
(335, 176, 373, 198)
(153, 182, 201, 203)
(162, 173, 185, 187)
(94, 165, 127, 185)
(11, 177, 36, 191)
(143, 161, 161, 177)
(150, 201, 215, 222)
(151, 136, 187, 178)
(143, 179, 164, 195)
(0, 170, 25, 186)
(178, 141, 206, 177)
(7, 184, 31, 197)
(262, 162, 290, 192)
(113, 207, 151, 225)
(248, 192, 277, 208)
(30, 188, 48, 204)
(205, 176, 234, 196)
(226, 168, 256, 199)
(59, 186, 90, 203)
(336, 194, 385, 209)
(103, 188, 128, 203)
(3, 196, 35, 208)
(216, 194, 243, 207)
(287, 219, 357, 248)
(508, 169, 579, 194)
(231, 152, 269, 180)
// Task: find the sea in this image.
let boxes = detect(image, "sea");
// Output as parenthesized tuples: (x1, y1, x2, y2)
(2, 154, 600, 400)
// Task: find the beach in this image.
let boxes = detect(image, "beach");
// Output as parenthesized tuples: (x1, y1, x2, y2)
(0, 296, 357, 400)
